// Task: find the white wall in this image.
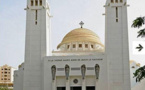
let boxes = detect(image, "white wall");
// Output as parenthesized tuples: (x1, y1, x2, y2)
(13, 64, 24, 90)
(43, 55, 108, 90)
(131, 79, 145, 90)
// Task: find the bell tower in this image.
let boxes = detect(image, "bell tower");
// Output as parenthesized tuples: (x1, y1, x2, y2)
(23, 0, 51, 90)
(105, 0, 131, 90)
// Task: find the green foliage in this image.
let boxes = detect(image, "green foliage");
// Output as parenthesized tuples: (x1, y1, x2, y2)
(132, 16, 145, 82)
(134, 65, 145, 82)
(137, 28, 145, 38)
(132, 17, 145, 38)
(0, 87, 8, 90)
(0, 87, 13, 90)
(132, 17, 144, 28)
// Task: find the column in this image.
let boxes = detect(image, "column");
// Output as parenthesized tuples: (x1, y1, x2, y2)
(52, 80, 56, 90)
(33, 0, 35, 6)
(95, 80, 99, 90)
(38, 0, 40, 6)
(66, 79, 70, 90)
(82, 79, 86, 90)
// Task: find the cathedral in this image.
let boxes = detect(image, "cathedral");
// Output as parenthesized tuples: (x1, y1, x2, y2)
(14, 0, 131, 90)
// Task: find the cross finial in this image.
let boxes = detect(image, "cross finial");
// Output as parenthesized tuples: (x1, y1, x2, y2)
(79, 21, 84, 28)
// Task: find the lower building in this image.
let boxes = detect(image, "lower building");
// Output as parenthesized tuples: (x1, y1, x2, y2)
(0, 64, 16, 88)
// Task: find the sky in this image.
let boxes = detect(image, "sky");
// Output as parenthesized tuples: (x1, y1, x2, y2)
(0, 0, 145, 68)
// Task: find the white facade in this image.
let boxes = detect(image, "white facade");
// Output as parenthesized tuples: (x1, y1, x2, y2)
(105, 0, 130, 90)
(14, 0, 131, 90)
(131, 79, 145, 90)
(14, 63, 24, 90)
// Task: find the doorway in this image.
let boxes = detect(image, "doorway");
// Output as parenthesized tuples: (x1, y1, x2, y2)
(70, 87, 82, 90)
(57, 87, 66, 90)
(86, 86, 95, 90)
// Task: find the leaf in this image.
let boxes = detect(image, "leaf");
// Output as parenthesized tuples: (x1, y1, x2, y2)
(134, 65, 145, 82)
(137, 28, 145, 38)
(132, 17, 144, 28)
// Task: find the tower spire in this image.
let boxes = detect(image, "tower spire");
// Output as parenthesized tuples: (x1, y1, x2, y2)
(105, 0, 131, 90)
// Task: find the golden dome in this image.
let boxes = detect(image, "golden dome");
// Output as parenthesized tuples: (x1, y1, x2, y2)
(57, 28, 104, 49)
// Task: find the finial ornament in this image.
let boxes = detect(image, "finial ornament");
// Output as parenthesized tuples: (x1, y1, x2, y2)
(79, 21, 84, 28)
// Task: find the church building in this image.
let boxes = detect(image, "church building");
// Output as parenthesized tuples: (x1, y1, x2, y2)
(14, 0, 131, 90)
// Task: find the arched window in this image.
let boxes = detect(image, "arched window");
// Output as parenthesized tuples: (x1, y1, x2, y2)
(73, 44, 76, 48)
(67, 45, 70, 49)
(31, 0, 33, 6)
(120, 0, 123, 3)
(91, 45, 94, 48)
(111, 0, 114, 3)
(79, 44, 82, 48)
(35, 0, 38, 6)
(85, 44, 88, 48)
(40, 0, 42, 6)
(115, 0, 118, 3)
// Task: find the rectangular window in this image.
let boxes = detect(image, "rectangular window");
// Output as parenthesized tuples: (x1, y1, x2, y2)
(67, 45, 70, 49)
(73, 44, 76, 48)
(35, 21, 37, 25)
(120, 0, 123, 3)
(35, 10, 38, 25)
(116, 7, 118, 22)
(36, 10, 37, 20)
(111, 0, 114, 3)
(79, 44, 82, 48)
(91, 45, 94, 48)
(116, 19, 118, 22)
(115, 0, 118, 3)
(116, 7, 118, 18)
(40, 0, 42, 6)
(85, 44, 88, 48)
(35, 0, 38, 6)
(31, 0, 33, 6)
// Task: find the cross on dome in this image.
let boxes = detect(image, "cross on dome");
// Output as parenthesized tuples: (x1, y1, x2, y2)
(79, 21, 84, 28)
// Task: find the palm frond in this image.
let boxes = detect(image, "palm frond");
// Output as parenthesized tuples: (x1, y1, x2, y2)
(134, 65, 145, 82)
(132, 17, 144, 28)
(137, 28, 145, 38)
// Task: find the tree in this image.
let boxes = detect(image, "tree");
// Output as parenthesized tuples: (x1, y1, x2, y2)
(132, 17, 145, 38)
(134, 65, 145, 82)
(132, 16, 145, 82)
